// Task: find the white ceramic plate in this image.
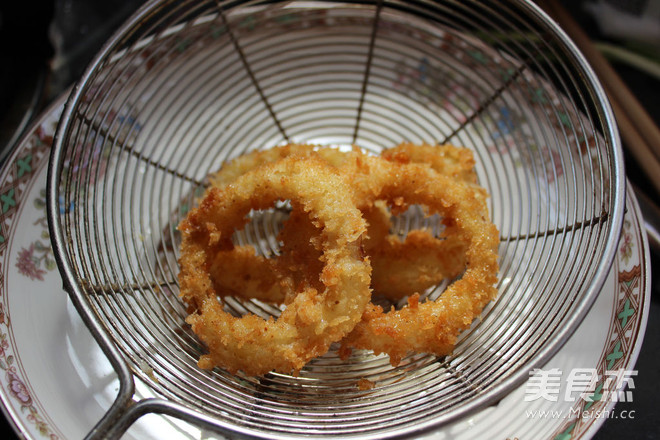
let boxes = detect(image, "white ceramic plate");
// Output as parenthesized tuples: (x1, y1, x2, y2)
(0, 94, 650, 439)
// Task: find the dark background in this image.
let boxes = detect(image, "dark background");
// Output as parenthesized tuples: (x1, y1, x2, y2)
(0, 0, 658, 439)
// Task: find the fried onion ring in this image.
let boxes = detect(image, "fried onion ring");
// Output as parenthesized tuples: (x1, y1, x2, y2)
(337, 156, 499, 365)
(178, 156, 372, 375)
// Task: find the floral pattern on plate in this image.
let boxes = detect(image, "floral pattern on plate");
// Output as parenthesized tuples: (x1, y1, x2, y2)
(0, 103, 62, 439)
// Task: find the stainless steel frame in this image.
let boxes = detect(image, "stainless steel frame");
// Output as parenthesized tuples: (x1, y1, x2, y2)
(47, 1, 624, 438)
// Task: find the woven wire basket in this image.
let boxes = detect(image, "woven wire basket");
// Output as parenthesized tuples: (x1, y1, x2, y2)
(47, 0, 624, 438)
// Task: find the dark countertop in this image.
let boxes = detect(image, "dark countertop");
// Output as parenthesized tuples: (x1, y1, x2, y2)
(0, 1, 658, 439)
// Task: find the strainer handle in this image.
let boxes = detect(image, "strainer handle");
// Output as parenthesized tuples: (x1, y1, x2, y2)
(87, 398, 262, 440)
(57, 282, 139, 439)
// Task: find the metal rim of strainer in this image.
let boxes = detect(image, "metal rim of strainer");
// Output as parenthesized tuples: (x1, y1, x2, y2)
(46, 0, 624, 439)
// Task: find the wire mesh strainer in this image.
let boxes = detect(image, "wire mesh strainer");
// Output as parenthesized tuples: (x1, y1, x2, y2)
(47, 0, 624, 438)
